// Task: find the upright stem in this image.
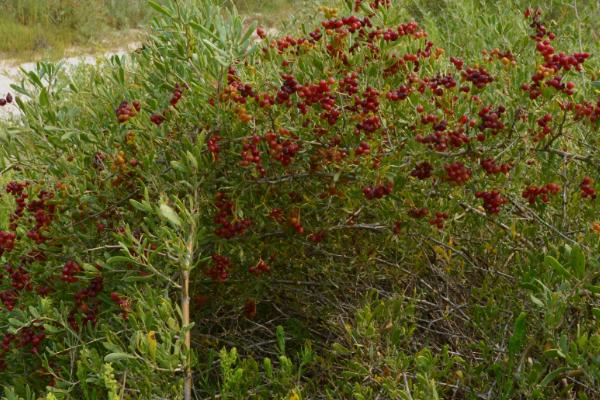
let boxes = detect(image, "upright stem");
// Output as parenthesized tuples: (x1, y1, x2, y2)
(182, 231, 194, 400)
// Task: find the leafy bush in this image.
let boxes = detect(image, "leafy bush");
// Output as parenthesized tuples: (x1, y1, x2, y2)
(0, 0, 600, 398)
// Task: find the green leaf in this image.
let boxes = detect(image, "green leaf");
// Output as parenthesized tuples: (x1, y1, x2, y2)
(508, 312, 527, 360)
(104, 352, 136, 363)
(107, 256, 133, 266)
(592, 80, 600, 89)
(540, 367, 570, 386)
(39, 88, 49, 108)
(593, 308, 600, 320)
(186, 151, 198, 171)
(123, 274, 154, 282)
(276, 325, 285, 355)
(148, 1, 172, 18)
(82, 263, 99, 273)
(28, 306, 40, 319)
(585, 284, 600, 294)
(159, 203, 182, 227)
(543, 348, 566, 359)
(570, 246, 585, 279)
(25, 70, 43, 88)
(43, 324, 62, 334)
(130, 199, 152, 213)
(545, 255, 571, 278)
(530, 294, 544, 307)
(8, 318, 26, 329)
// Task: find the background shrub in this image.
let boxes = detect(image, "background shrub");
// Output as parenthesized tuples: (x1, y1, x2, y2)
(0, 0, 152, 57)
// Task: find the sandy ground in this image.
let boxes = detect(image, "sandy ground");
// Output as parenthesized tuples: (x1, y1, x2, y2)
(0, 43, 139, 119)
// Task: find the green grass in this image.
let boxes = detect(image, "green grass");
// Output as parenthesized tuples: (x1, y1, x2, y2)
(232, 0, 298, 26)
(0, 0, 303, 61)
(0, 0, 152, 60)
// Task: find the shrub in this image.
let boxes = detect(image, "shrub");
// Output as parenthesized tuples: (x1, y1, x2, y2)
(0, 0, 599, 398)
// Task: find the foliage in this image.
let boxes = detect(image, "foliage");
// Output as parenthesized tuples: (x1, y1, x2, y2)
(0, 0, 600, 398)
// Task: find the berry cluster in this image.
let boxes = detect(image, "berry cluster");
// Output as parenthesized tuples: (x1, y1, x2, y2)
(387, 85, 412, 101)
(580, 176, 596, 199)
(475, 190, 508, 214)
(362, 181, 394, 200)
(6, 181, 28, 229)
(416, 129, 467, 152)
(6, 265, 31, 291)
(272, 35, 306, 54)
(4, 183, 56, 246)
(420, 74, 457, 96)
(67, 306, 86, 331)
(170, 83, 184, 106)
(240, 135, 265, 175)
(521, 10, 590, 100)
(243, 298, 257, 318)
(0, 93, 13, 107)
(256, 26, 267, 39)
(248, 259, 270, 275)
(150, 83, 186, 125)
(1, 325, 45, 358)
(0, 290, 18, 311)
(264, 130, 301, 166)
(308, 229, 327, 243)
(354, 86, 380, 114)
(409, 207, 429, 219)
(383, 21, 421, 41)
(297, 77, 340, 123)
(115, 100, 141, 123)
(478, 105, 506, 134)
(480, 158, 512, 175)
(207, 135, 222, 159)
(535, 114, 553, 140)
(444, 162, 472, 185)
(462, 66, 494, 89)
(110, 292, 131, 320)
(26, 190, 56, 244)
(483, 48, 517, 67)
(61, 261, 82, 283)
(276, 74, 299, 105)
(429, 211, 449, 229)
(340, 72, 359, 95)
(268, 207, 285, 224)
(235, 106, 253, 123)
(355, 141, 371, 156)
(0, 232, 16, 256)
(392, 220, 403, 234)
(150, 113, 166, 126)
(522, 183, 561, 204)
(410, 162, 433, 180)
(308, 27, 323, 42)
(571, 100, 600, 123)
(356, 115, 382, 134)
(214, 192, 251, 239)
(207, 254, 231, 282)
(450, 56, 465, 70)
(545, 76, 575, 95)
(19, 326, 46, 354)
(289, 215, 305, 234)
(322, 16, 368, 33)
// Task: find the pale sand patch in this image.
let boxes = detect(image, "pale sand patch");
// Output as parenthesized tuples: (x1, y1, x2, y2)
(0, 42, 140, 119)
